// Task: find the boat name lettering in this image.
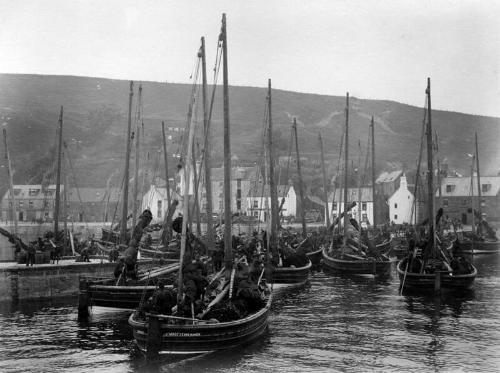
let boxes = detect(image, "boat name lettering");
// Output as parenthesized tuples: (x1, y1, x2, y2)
(164, 332, 201, 337)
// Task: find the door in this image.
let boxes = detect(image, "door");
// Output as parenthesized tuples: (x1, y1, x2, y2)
(461, 213, 467, 225)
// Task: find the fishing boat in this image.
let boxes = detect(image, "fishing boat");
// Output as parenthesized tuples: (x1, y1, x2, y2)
(129, 16, 272, 358)
(398, 78, 477, 292)
(322, 93, 393, 276)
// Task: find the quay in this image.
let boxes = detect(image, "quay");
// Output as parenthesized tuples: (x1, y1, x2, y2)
(0, 259, 115, 303)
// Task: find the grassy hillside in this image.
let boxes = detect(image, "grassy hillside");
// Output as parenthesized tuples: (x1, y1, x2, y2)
(0, 73, 499, 198)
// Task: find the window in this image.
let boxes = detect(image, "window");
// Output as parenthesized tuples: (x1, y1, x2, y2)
(362, 202, 367, 211)
(253, 200, 258, 208)
(18, 201, 23, 208)
(157, 200, 162, 218)
(362, 213, 367, 221)
(462, 198, 468, 206)
(481, 199, 486, 207)
(253, 211, 259, 217)
(394, 214, 398, 220)
(29, 201, 34, 209)
(482, 184, 490, 193)
(13, 189, 21, 196)
(445, 184, 454, 193)
(236, 200, 241, 210)
(332, 202, 337, 211)
(443, 199, 449, 207)
(394, 203, 398, 209)
(28, 188, 40, 196)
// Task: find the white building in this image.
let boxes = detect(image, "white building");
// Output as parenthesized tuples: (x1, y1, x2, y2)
(388, 174, 416, 224)
(246, 184, 297, 221)
(327, 187, 373, 226)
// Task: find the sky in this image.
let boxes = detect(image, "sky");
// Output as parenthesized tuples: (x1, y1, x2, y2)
(0, 0, 499, 117)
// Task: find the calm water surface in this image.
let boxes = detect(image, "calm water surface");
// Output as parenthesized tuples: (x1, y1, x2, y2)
(0, 254, 499, 373)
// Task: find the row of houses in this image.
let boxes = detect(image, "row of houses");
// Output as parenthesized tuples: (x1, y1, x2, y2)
(2, 168, 499, 226)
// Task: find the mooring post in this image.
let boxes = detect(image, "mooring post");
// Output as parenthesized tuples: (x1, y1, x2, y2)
(146, 316, 161, 361)
(77, 277, 90, 318)
(434, 271, 442, 293)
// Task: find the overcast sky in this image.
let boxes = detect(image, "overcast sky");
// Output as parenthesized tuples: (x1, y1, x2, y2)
(0, 0, 499, 117)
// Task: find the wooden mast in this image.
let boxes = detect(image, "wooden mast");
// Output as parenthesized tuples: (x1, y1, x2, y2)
(267, 79, 279, 251)
(425, 78, 437, 255)
(161, 121, 173, 244)
(3, 129, 18, 234)
(132, 84, 142, 229)
(54, 106, 63, 236)
(221, 13, 233, 269)
(343, 93, 349, 241)
(370, 116, 376, 227)
(201, 36, 214, 252)
(475, 132, 482, 235)
(293, 118, 307, 237)
(319, 132, 331, 227)
(191, 138, 202, 237)
(121, 81, 134, 244)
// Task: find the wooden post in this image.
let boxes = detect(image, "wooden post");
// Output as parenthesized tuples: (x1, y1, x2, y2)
(434, 270, 441, 293)
(293, 118, 307, 237)
(146, 316, 161, 361)
(132, 84, 142, 229)
(319, 132, 331, 227)
(3, 128, 18, 234)
(77, 277, 90, 318)
(370, 116, 377, 227)
(221, 13, 233, 269)
(54, 106, 63, 236)
(200, 36, 214, 253)
(121, 81, 134, 244)
(475, 132, 482, 235)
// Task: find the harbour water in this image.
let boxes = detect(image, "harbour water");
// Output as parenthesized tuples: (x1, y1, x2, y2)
(0, 254, 499, 373)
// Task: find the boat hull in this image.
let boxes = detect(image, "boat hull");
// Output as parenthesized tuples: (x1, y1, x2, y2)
(271, 260, 312, 288)
(459, 240, 500, 255)
(321, 247, 393, 276)
(129, 293, 272, 355)
(305, 247, 323, 266)
(397, 258, 477, 291)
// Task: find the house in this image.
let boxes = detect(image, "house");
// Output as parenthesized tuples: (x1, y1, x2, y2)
(327, 187, 374, 226)
(141, 181, 177, 223)
(207, 166, 259, 215)
(438, 176, 500, 223)
(374, 170, 403, 224)
(246, 184, 297, 221)
(387, 174, 416, 224)
(66, 187, 122, 222)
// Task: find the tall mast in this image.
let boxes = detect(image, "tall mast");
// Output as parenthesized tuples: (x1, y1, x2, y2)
(221, 13, 233, 268)
(191, 138, 202, 237)
(425, 78, 436, 254)
(54, 106, 63, 235)
(293, 118, 307, 236)
(132, 84, 142, 229)
(343, 93, 349, 239)
(161, 121, 172, 243)
(3, 129, 18, 234)
(475, 132, 482, 234)
(121, 81, 134, 244)
(268, 79, 279, 248)
(201, 36, 214, 252)
(370, 116, 376, 227)
(470, 156, 476, 235)
(319, 132, 330, 227)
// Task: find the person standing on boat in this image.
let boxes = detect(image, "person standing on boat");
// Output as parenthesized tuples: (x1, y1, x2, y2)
(26, 244, 36, 266)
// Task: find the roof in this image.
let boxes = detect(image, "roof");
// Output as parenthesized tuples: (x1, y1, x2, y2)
(247, 183, 292, 198)
(67, 187, 121, 203)
(328, 187, 373, 202)
(376, 170, 403, 184)
(211, 166, 258, 182)
(306, 195, 326, 207)
(2, 184, 61, 200)
(438, 176, 500, 197)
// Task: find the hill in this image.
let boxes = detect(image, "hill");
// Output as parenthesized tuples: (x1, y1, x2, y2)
(0, 73, 499, 198)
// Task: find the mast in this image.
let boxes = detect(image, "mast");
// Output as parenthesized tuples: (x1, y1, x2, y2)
(319, 132, 331, 227)
(3, 129, 18, 234)
(268, 79, 279, 249)
(370, 116, 377, 227)
(201, 36, 214, 252)
(470, 156, 476, 236)
(425, 78, 437, 255)
(161, 121, 172, 243)
(121, 81, 134, 244)
(132, 84, 142, 229)
(221, 13, 233, 269)
(293, 118, 307, 237)
(343, 93, 349, 240)
(357, 139, 362, 249)
(191, 138, 202, 237)
(475, 132, 482, 234)
(54, 106, 63, 236)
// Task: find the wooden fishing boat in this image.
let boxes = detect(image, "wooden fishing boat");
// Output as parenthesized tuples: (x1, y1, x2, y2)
(457, 238, 500, 255)
(129, 290, 272, 356)
(272, 259, 312, 289)
(396, 257, 476, 290)
(322, 246, 393, 276)
(398, 78, 476, 292)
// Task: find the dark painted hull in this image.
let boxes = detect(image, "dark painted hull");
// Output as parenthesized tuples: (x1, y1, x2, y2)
(305, 247, 323, 266)
(85, 281, 157, 309)
(459, 240, 500, 255)
(129, 293, 272, 355)
(271, 260, 312, 286)
(397, 258, 477, 290)
(321, 247, 393, 276)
